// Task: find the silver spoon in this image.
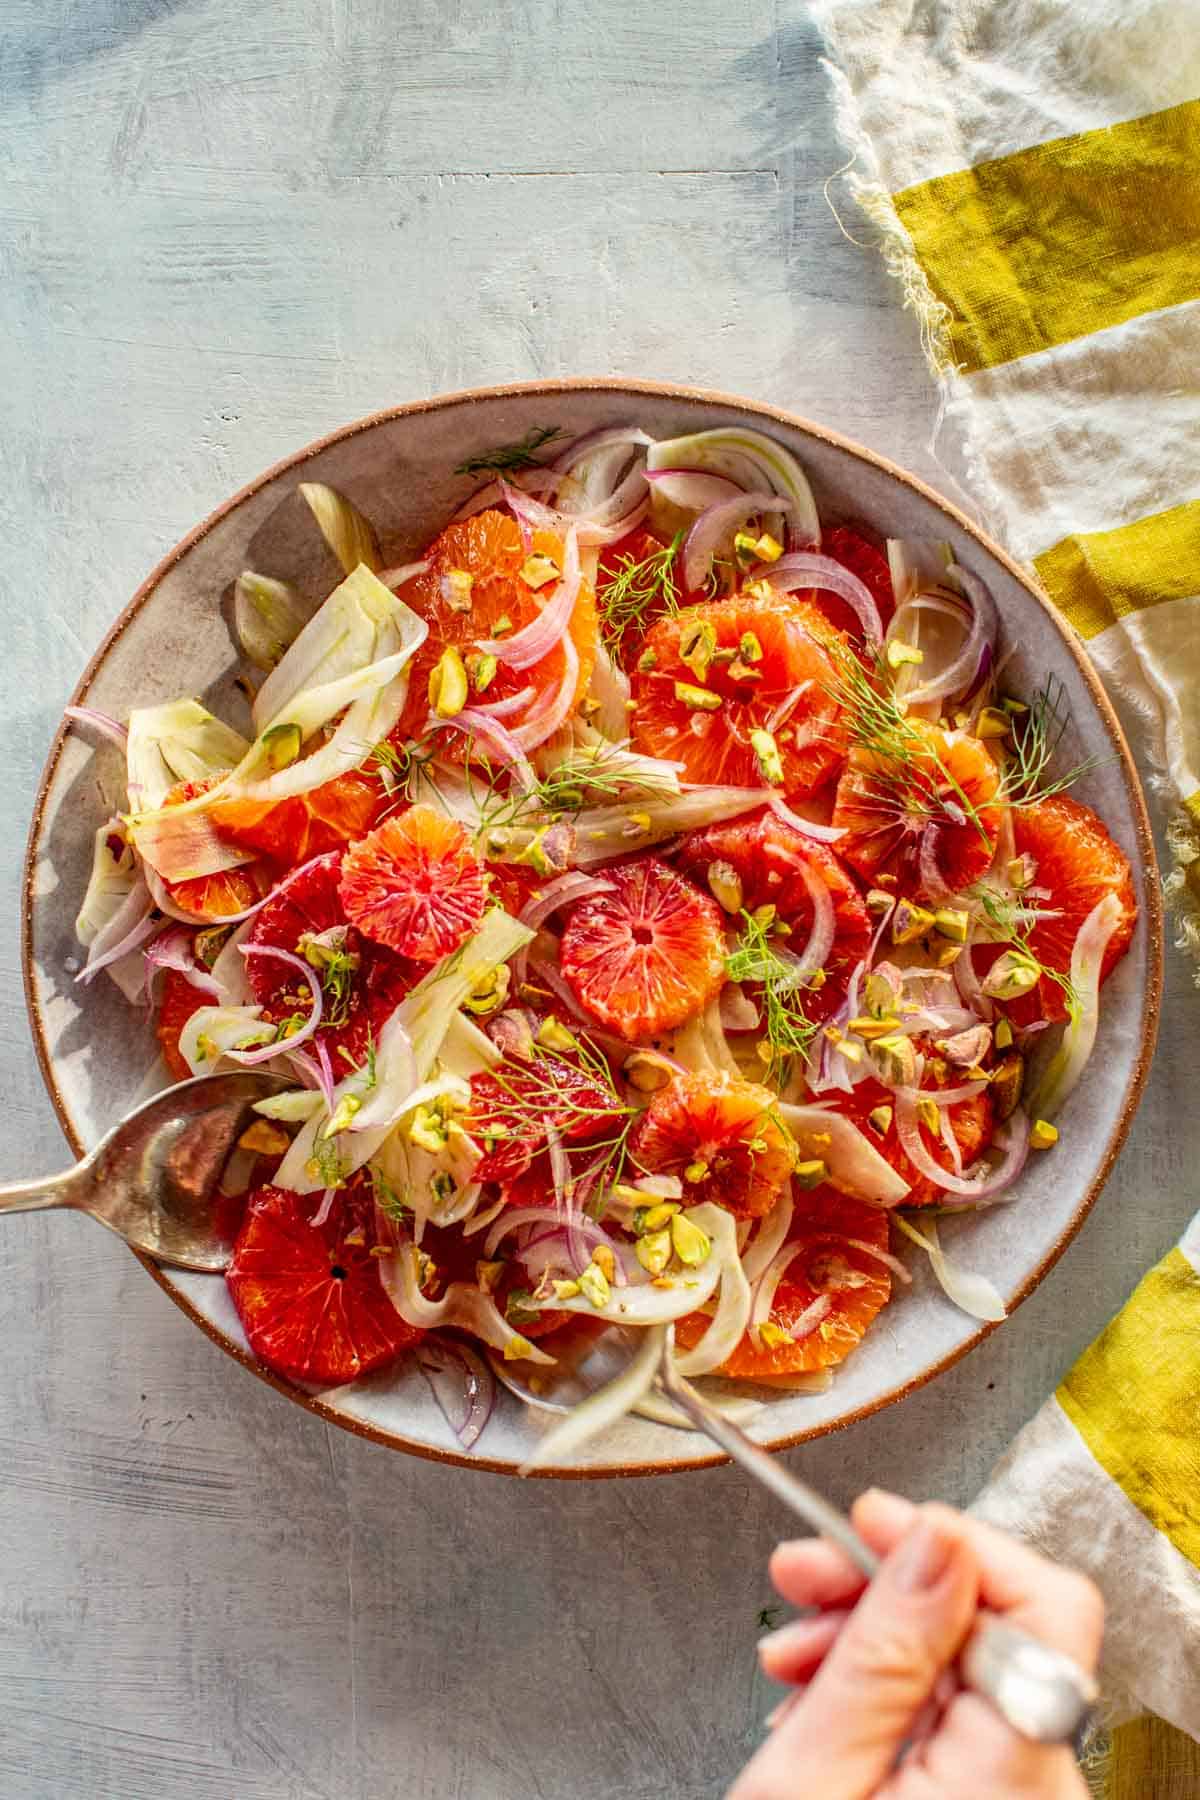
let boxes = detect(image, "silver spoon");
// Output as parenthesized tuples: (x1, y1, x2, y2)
(0, 1071, 288, 1270)
(494, 1324, 1097, 1747)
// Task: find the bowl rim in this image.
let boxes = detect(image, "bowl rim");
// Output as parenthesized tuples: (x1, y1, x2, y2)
(21, 374, 1163, 1478)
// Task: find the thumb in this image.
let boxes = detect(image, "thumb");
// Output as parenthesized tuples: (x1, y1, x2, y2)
(743, 1507, 978, 1800)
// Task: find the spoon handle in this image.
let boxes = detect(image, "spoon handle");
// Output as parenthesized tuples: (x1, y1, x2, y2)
(658, 1364, 1095, 1746)
(0, 1169, 79, 1214)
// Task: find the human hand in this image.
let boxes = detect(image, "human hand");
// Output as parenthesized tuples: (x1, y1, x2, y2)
(731, 1489, 1102, 1799)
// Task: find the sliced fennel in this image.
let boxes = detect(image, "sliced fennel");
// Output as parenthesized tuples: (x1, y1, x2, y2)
(75, 821, 139, 947)
(298, 481, 380, 577)
(533, 1203, 731, 1327)
(894, 1213, 1006, 1322)
(670, 1207, 751, 1377)
(380, 1241, 555, 1366)
(126, 699, 250, 811)
(568, 787, 765, 866)
(885, 539, 960, 605)
(178, 1004, 277, 1075)
(252, 559, 415, 735)
(633, 1391, 763, 1429)
(1029, 892, 1125, 1121)
(779, 1102, 911, 1206)
(646, 427, 819, 546)
(274, 908, 533, 1194)
(519, 1325, 667, 1474)
(253, 1089, 326, 1123)
(233, 572, 320, 672)
(439, 1010, 503, 1078)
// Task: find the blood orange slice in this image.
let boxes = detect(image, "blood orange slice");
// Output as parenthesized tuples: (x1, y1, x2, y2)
(156, 967, 206, 1080)
(226, 1182, 423, 1385)
(393, 509, 597, 741)
(1007, 794, 1136, 1022)
(158, 775, 275, 921)
(837, 1071, 994, 1206)
(211, 769, 381, 867)
(338, 805, 488, 963)
(831, 719, 1001, 896)
(558, 856, 726, 1041)
(631, 595, 850, 798)
(246, 850, 412, 1066)
(467, 1042, 622, 1183)
(674, 1190, 891, 1374)
(631, 1070, 796, 1219)
(674, 808, 870, 1021)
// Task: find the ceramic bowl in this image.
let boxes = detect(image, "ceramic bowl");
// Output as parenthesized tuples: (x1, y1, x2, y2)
(22, 378, 1162, 1476)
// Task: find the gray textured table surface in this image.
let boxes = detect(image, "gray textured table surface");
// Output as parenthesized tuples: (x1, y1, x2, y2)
(0, 5, 1190, 1797)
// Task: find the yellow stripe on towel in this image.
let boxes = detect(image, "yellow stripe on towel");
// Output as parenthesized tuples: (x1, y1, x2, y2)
(893, 98, 1200, 372)
(1058, 1247, 1200, 1569)
(1033, 499, 1200, 640)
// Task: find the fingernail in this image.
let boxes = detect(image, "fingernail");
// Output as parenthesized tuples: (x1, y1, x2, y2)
(757, 1625, 789, 1651)
(890, 1515, 954, 1592)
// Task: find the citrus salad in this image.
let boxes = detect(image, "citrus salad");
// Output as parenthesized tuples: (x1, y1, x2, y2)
(66, 422, 1137, 1464)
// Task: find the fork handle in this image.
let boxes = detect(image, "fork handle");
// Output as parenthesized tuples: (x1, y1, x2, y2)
(658, 1366, 1096, 1745)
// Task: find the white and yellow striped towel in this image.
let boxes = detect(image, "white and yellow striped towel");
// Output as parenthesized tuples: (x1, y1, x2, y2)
(810, 0, 1200, 1788)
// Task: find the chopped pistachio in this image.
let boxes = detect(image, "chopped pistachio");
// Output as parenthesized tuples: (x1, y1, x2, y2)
(635, 1230, 672, 1276)
(683, 1159, 709, 1184)
(591, 1244, 616, 1283)
(866, 888, 895, 916)
(674, 680, 722, 712)
(463, 962, 510, 1016)
(491, 613, 513, 637)
(937, 1023, 992, 1067)
(847, 1014, 901, 1040)
(261, 721, 302, 771)
(706, 858, 743, 914)
(933, 939, 965, 968)
(868, 1104, 894, 1136)
(651, 1276, 676, 1290)
(870, 1033, 918, 1087)
(836, 1037, 865, 1065)
(794, 1159, 828, 1190)
(933, 907, 970, 943)
(442, 567, 475, 612)
(981, 948, 1041, 999)
(406, 1102, 447, 1152)
(623, 1049, 675, 1093)
(1007, 854, 1037, 889)
(1029, 1118, 1059, 1150)
(994, 1017, 1014, 1050)
(752, 903, 778, 930)
(742, 578, 775, 603)
(886, 639, 924, 669)
(749, 727, 784, 786)
(808, 967, 826, 989)
(637, 646, 658, 673)
(552, 1279, 582, 1300)
(428, 644, 469, 717)
(515, 822, 573, 876)
(976, 706, 1011, 740)
(999, 695, 1029, 716)
(990, 1051, 1025, 1122)
(578, 1262, 612, 1309)
(671, 1213, 712, 1266)
(323, 1092, 362, 1138)
(475, 1259, 505, 1296)
(917, 1096, 941, 1135)
(891, 900, 936, 944)
(727, 656, 762, 684)
(758, 1321, 790, 1349)
(752, 534, 782, 564)
(679, 617, 717, 682)
(520, 553, 559, 589)
(738, 630, 764, 663)
(536, 1016, 579, 1053)
(733, 531, 760, 564)
(503, 1334, 536, 1361)
(237, 1119, 290, 1156)
(635, 1201, 681, 1234)
(467, 650, 498, 693)
(625, 810, 652, 833)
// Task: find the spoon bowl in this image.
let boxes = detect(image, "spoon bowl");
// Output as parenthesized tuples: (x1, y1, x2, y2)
(0, 1071, 289, 1269)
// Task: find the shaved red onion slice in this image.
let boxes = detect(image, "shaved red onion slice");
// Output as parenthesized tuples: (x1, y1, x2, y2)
(416, 1336, 497, 1450)
(142, 862, 273, 928)
(903, 564, 999, 708)
(762, 554, 883, 645)
(483, 1206, 614, 1260)
(764, 793, 846, 845)
(142, 924, 224, 1001)
(518, 872, 613, 936)
(894, 1092, 1028, 1199)
(750, 1240, 811, 1342)
(65, 704, 128, 749)
(500, 477, 649, 547)
(473, 685, 535, 719)
(429, 710, 537, 791)
(288, 1040, 336, 1112)
(896, 1079, 989, 1108)
(233, 944, 322, 1060)
(952, 933, 994, 1022)
(477, 527, 583, 668)
(510, 631, 579, 751)
(77, 875, 157, 984)
(452, 467, 560, 522)
(917, 823, 954, 901)
(377, 558, 430, 590)
(764, 841, 836, 974)
(311, 1187, 338, 1227)
(845, 1238, 913, 1283)
(788, 1293, 834, 1343)
(682, 491, 787, 592)
(78, 905, 160, 984)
